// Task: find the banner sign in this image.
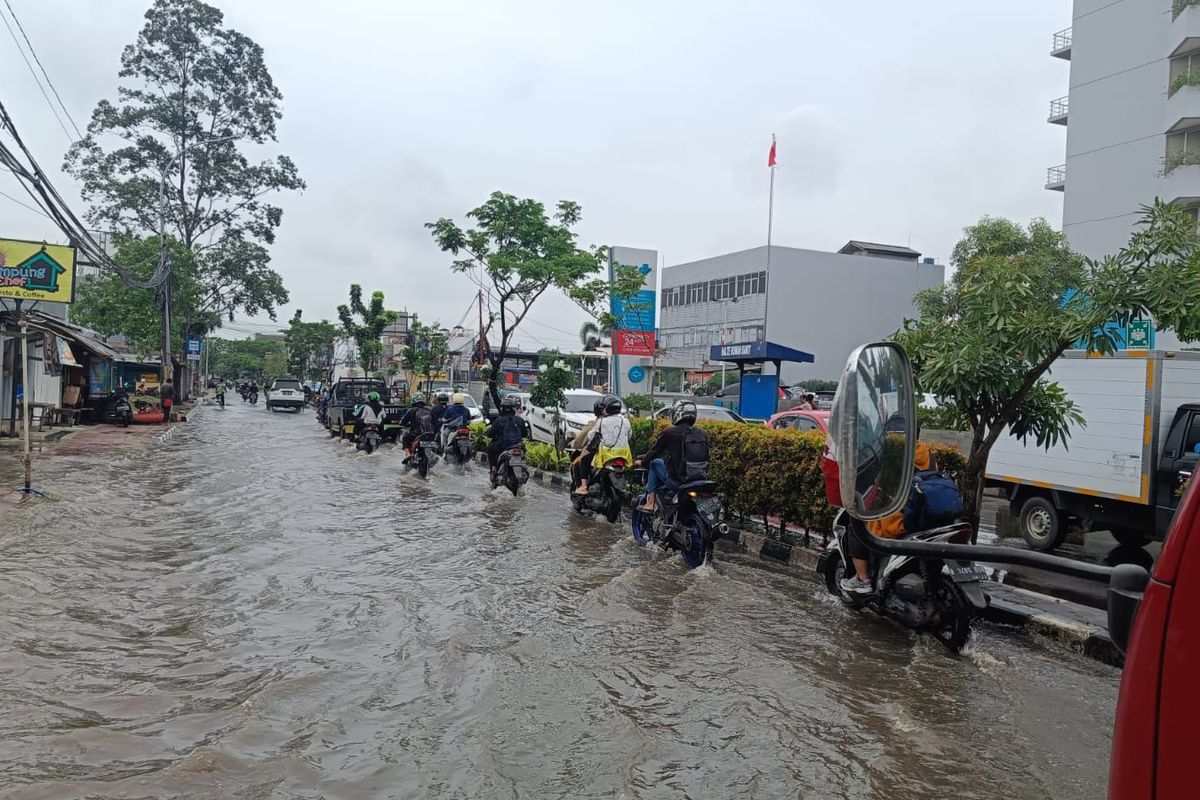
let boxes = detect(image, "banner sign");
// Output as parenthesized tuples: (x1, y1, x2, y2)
(611, 289, 656, 331)
(0, 238, 76, 303)
(613, 329, 656, 357)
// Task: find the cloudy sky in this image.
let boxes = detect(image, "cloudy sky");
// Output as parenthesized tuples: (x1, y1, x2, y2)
(1, 0, 1069, 350)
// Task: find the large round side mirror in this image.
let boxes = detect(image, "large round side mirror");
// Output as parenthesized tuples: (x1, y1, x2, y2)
(831, 342, 917, 520)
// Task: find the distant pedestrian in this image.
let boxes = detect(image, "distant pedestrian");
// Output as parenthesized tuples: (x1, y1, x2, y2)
(161, 378, 175, 419)
(797, 393, 815, 411)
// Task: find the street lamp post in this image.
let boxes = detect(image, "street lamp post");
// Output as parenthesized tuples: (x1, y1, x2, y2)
(157, 135, 238, 387)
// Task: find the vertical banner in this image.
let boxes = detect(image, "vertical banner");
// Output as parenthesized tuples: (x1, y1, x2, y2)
(609, 246, 658, 396)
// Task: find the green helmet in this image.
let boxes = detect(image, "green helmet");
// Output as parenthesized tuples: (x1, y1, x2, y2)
(367, 391, 380, 402)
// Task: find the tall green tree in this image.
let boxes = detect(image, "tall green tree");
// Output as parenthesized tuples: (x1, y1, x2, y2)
(427, 192, 639, 406)
(284, 309, 339, 381)
(64, 0, 302, 362)
(337, 285, 397, 372)
(895, 202, 1200, 532)
(206, 337, 286, 381)
(401, 320, 451, 393)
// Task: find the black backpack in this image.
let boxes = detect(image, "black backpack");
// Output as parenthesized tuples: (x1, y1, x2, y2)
(681, 425, 709, 482)
(411, 407, 434, 434)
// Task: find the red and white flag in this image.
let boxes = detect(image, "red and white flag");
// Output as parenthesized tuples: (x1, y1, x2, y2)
(767, 137, 777, 168)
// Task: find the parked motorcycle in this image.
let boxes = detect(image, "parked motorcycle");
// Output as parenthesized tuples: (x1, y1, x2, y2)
(491, 444, 529, 496)
(570, 453, 629, 522)
(113, 392, 132, 427)
(355, 423, 382, 454)
(818, 509, 986, 652)
(631, 471, 727, 568)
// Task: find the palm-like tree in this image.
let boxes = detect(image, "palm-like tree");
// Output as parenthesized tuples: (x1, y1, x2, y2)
(579, 321, 608, 351)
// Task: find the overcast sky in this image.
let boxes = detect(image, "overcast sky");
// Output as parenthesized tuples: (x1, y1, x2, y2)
(1, 0, 1070, 350)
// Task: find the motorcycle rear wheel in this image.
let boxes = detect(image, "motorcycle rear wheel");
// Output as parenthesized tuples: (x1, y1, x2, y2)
(418, 455, 429, 478)
(603, 493, 621, 523)
(631, 501, 653, 545)
(928, 579, 973, 653)
(680, 516, 710, 569)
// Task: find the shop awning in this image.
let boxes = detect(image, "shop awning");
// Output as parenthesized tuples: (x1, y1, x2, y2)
(25, 312, 121, 361)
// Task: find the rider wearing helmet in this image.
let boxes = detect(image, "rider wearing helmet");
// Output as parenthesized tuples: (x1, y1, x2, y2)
(569, 397, 608, 492)
(352, 390, 386, 435)
(400, 392, 435, 462)
(439, 392, 473, 450)
(573, 394, 632, 496)
(637, 400, 708, 513)
(486, 394, 531, 477)
(430, 391, 451, 434)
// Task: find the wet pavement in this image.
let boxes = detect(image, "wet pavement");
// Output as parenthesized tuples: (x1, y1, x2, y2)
(0, 402, 1121, 799)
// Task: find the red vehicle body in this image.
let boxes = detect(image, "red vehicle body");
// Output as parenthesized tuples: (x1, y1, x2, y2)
(766, 409, 829, 433)
(1109, 471, 1200, 798)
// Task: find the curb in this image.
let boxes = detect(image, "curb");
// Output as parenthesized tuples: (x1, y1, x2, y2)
(484, 452, 1121, 667)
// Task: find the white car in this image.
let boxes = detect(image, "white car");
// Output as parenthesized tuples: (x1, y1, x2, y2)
(266, 377, 306, 413)
(526, 389, 609, 446)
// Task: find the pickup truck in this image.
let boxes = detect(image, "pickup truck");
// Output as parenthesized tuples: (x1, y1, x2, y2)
(986, 350, 1200, 551)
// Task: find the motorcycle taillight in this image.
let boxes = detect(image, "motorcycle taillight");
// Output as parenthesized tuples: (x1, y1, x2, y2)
(609, 458, 626, 469)
(458, 428, 470, 435)
(510, 448, 524, 455)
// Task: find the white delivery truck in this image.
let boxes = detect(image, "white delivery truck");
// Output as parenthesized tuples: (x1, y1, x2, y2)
(986, 350, 1200, 551)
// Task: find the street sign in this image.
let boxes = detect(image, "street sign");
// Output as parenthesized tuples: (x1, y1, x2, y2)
(627, 365, 645, 383)
(0, 239, 76, 304)
(1127, 319, 1153, 349)
(186, 338, 202, 360)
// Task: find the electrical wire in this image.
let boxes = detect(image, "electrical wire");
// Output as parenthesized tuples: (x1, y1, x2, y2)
(0, 186, 50, 217)
(0, 5, 72, 142)
(1, 0, 83, 140)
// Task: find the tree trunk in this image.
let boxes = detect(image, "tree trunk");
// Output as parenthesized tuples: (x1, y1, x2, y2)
(963, 426, 990, 543)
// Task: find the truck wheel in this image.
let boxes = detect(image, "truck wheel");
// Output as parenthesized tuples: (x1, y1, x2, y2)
(1110, 527, 1150, 548)
(1020, 496, 1066, 551)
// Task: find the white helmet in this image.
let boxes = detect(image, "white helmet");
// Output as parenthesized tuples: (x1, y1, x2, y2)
(452, 392, 466, 404)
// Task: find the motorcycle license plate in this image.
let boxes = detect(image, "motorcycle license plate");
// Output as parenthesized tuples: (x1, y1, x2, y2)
(508, 456, 525, 466)
(697, 497, 721, 518)
(948, 561, 987, 583)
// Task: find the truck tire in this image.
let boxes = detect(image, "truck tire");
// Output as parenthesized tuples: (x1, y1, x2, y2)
(1020, 496, 1066, 551)
(1110, 526, 1150, 548)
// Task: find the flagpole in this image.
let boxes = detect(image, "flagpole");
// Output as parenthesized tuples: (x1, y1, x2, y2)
(763, 133, 776, 342)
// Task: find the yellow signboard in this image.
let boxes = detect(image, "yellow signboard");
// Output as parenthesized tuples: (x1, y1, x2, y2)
(0, 238, 76, 304)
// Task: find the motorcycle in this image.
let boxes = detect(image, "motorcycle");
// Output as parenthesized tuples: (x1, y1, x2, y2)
(405, 433, 440, 478)
(570, 453, 629, 522)
(356, 423, 382, 454)
(446, 426, 474, 469)
(631, 471, 727, 568)
(817, 509, 988, 653)
(113, 392, 132, 427)
(216, 390, 225, 409)
(248, 390, 259, 405)
(491, 444, 529, 496)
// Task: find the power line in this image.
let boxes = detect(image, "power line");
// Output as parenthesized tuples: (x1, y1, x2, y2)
(0, 5, 72, 142)
(2, 0, 83, 140)
(0, 186, 50, 217)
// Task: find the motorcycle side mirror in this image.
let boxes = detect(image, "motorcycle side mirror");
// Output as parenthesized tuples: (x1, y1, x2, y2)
(832, 341, 917, 521)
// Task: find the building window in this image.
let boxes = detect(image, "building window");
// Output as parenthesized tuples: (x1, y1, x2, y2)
(1170, 51, 1200, 95)
(1166, 128, 1200, 171)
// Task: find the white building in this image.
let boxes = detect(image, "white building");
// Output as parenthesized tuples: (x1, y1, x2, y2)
(1049, 1, 1200, 347)
(657, 243, 944, 382)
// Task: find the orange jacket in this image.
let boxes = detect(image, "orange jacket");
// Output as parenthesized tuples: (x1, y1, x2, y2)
(866, 442, 932, 539)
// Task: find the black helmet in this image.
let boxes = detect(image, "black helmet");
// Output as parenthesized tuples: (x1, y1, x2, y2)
(601, 394, 622, 416)
(593, 398, 605, 417)
(500, 395, 520, 412)
(671, 400, 698, 425)
(436, 391, 450, 403)
(411, 392, 426, 406)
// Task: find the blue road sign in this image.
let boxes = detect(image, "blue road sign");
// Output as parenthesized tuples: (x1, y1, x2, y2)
(627, 365, 645, 383)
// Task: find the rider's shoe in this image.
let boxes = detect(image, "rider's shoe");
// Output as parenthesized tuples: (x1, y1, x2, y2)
(839, 576, 874, 595)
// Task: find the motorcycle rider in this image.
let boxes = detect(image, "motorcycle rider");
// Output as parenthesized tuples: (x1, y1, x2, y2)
(637, 400, 709, 514)
(440, 392, 473, 451)
(430, 391, 451, 434)
(400, 393, 435, 463)
(569, 398, 606, 491)
(839, 439, 933, 595)
(353, 391, 386, 438)
(486, 395, 531, 480)
(574, 394, 632, 495)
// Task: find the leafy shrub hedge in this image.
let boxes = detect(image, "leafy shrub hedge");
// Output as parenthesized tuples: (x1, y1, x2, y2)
(526, 442, 571, 471)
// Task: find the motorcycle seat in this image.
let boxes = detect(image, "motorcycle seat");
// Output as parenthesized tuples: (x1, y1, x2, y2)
(677, 479, 717, 493)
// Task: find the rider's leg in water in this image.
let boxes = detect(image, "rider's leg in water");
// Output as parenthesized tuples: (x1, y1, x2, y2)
(486, 439, 505, 478)
(640, 458, 670, 512)
(573, 451, 594, 494)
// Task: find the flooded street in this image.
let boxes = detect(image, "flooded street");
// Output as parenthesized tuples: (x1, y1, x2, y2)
(1, 402, 1120, 799)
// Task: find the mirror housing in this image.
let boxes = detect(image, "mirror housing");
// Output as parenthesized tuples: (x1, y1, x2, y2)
(1106, 563, 1149, 655)
(832, 342, 917, 521)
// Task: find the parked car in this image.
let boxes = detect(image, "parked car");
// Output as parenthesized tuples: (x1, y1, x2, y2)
(653, 404, 747, 424)
(527, 389, 609, 446)
(815, 391, 836, 410)
(766, 409, 829, 433)
(266, 377, 306, 413)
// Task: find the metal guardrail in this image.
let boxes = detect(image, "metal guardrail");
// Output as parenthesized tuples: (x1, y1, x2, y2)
(1048, 96, 1069, 121)
(1051, 27, 1072, 53)
(1046, 164, 1066, 188)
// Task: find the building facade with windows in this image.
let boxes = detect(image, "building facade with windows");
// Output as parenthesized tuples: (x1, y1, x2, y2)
(657, 243, 944, 382)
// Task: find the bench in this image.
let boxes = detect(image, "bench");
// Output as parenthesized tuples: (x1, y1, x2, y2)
(48, 407, 80, 427)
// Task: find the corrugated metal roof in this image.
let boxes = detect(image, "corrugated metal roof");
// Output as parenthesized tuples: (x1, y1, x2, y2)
(838, 240, 921, 257)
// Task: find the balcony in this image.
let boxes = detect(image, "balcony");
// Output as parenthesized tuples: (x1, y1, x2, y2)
(1048, 96, 1068, 125)
(1045, 164, 1066, 191)
(1171, 2, 1200, 56)
(1166, 83, 1200, 133)
(1050, 27, 1072, 60)
(1162, 162, 1200, 205)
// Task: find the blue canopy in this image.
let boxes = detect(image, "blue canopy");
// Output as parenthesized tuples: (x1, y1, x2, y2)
(709, 341, 815, 365)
